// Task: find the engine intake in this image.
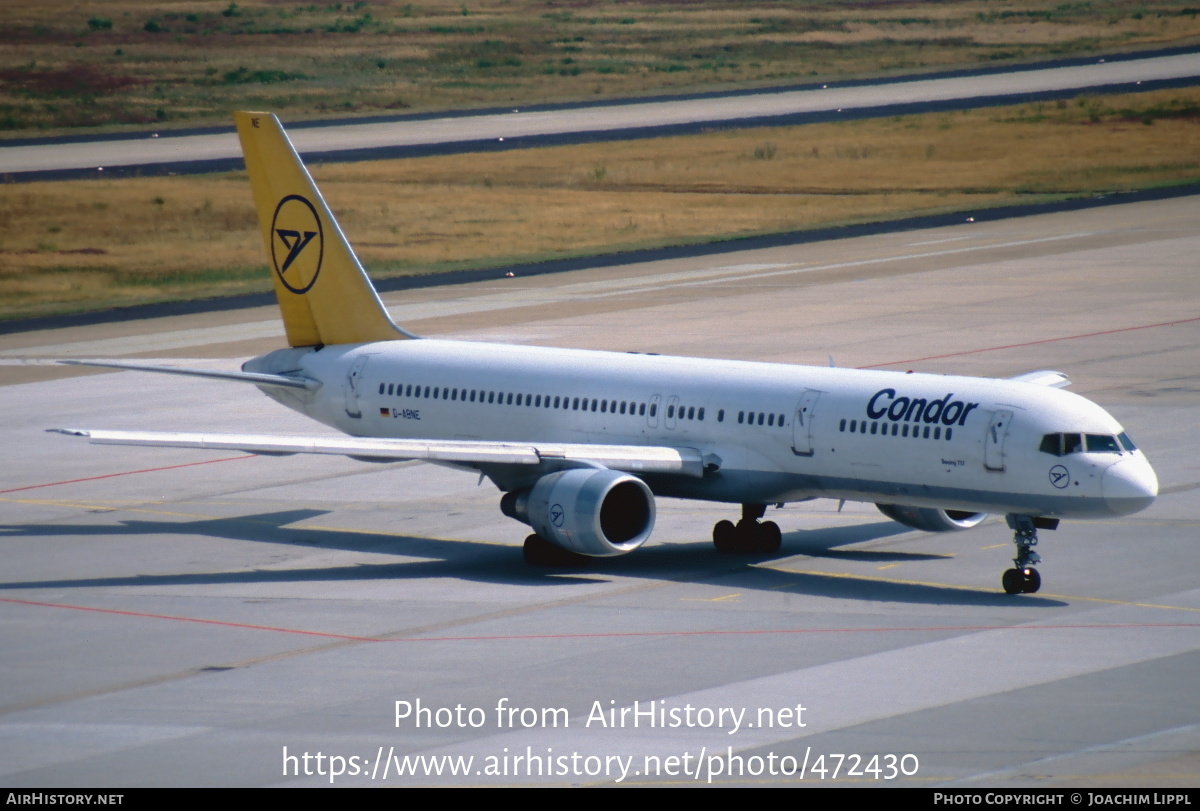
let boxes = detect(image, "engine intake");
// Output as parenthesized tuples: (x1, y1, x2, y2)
(501, 469, 655, 556)
(876, 504, 987, 532)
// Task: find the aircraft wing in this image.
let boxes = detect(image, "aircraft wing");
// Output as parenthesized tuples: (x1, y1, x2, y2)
(59, 360, 319, 391)
(49, 429, 705, 477)
(1008, 370, 1070, 388)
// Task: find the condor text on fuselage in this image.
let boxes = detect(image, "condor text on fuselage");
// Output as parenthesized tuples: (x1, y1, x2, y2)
(865, 389, 979, 428)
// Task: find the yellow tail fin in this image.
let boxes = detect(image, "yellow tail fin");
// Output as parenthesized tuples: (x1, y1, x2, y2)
(234, 111, 411, 347)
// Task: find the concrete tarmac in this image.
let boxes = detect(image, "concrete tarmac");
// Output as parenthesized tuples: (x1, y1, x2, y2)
(0, 196, 1197, 786)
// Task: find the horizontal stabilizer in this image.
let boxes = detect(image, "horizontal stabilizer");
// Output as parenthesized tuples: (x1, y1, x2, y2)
(59, 360, 319, 391)
(49, 429, 705, 477)
(1009, 370, 1070, 388)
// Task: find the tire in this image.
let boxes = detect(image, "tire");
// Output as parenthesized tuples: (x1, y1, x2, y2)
(712, 520, 737, 553)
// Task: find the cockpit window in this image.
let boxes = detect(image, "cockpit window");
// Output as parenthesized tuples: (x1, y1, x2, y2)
(1040, 432, 1128, 456)
(1086, 434, 1121, 453)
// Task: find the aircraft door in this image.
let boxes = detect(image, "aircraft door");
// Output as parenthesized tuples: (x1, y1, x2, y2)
(344, 355, 371, 419)
(791, 389, 822, 456)
(984, 409, 1013, 471)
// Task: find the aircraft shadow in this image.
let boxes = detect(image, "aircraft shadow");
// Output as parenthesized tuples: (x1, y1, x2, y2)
(0, 510, 1064, 606)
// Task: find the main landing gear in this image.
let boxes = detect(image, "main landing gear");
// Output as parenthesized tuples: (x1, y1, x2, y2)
(713, 503, 782, 554)
(1002, 514, 1043, 594)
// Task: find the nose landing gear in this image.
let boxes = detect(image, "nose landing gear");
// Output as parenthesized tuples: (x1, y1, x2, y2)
(1002, 514, 1047, 594)
(713, 503, 782, 554)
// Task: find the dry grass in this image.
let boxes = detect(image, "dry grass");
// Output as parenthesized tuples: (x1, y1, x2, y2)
(2, 86, 1198, 319)
(2, 0, 1199, 135)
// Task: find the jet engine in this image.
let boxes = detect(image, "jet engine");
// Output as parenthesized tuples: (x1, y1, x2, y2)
(876, 504, 987, 532)
(500, 468, 655, 556)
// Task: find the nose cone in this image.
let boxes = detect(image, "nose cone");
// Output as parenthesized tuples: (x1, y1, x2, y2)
(1102, 457, 1158, 516)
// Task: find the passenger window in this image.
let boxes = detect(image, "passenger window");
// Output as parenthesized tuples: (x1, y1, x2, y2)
(717, 409, 724, 422)
(758, 413, 765, 426)
(698, 407, 705, 421)
(688, 406, 695, 420)
(649, 403, 657, 417)
(738, 411, 744, 424)
(640, 403, 647, 416)
(840, 418, 846, 431)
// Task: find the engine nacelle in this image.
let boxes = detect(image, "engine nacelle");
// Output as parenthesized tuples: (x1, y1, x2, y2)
(876, 504, 987, 532)
(500, 469, 655, 556)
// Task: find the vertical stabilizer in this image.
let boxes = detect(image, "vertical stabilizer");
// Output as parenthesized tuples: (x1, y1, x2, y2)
(234, 111, 411, 347)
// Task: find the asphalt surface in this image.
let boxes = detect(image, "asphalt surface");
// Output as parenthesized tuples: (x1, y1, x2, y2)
(0, 194, 1197, 786)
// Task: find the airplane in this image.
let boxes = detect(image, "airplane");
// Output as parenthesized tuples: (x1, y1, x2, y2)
(53, 111, 1159, 596)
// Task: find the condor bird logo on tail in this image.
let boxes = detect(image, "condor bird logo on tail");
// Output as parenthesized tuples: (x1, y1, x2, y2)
(270, 194, 323, 294)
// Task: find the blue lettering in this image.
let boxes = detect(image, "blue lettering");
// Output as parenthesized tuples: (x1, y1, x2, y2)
(865, 388, 980, 426)
(867, 389, 895, 419)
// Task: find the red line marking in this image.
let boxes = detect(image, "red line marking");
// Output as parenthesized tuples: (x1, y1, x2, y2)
(861, 315, 1200, 369)
(2, 597, 1194, 643)
(0, 597, 376, 642)
(0, 455, 255, 495)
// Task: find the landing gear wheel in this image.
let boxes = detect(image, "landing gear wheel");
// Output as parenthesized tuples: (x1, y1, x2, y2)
(712, 520, 737, 553)
(523, 534, 589, 567)
(758, 521, 782, 554)
(1002, 515, 1046, 595)
(1002, 568, 1026, 595)
(1022, 568, 1041, 594)
(712, 505, 783, 554)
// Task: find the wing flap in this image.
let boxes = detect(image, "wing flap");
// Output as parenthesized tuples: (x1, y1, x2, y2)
(49, 429, 704, 476)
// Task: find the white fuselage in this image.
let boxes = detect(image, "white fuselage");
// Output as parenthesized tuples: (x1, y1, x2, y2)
(247, 338, 1158, 519)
